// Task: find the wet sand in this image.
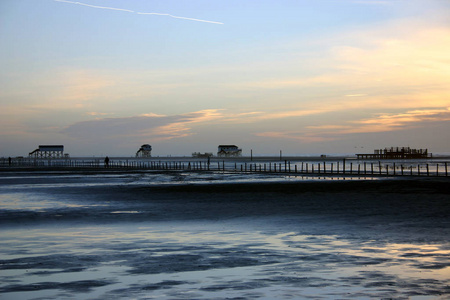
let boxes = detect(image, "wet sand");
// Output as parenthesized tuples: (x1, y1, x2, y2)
(0, 172, 449, 299)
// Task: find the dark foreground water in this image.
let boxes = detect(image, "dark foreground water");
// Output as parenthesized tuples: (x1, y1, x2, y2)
(0, 170, 449, 299)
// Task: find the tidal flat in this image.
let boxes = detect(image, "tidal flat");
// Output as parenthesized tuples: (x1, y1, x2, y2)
(0, 170, 449, 299)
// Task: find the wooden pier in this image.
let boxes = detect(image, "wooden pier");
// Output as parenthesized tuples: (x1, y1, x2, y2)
(356, 147, 429, 160)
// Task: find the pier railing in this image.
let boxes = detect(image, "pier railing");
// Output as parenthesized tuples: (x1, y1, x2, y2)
(0, 158, 449, 177)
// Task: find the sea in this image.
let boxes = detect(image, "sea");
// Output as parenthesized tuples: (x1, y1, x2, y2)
(0, 158, 449, 299)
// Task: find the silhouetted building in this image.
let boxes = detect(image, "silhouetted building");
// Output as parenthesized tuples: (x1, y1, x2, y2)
(29, 145, 64, 159)
(217, 145, 242, 157)
(136, 144, 152, 158)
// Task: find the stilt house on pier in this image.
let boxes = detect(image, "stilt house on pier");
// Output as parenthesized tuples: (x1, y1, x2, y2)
(29, 145, 65, 159)
(356, 147, 429, 159)
(136, 144, 152, 158)
(217, 145, 242, 157)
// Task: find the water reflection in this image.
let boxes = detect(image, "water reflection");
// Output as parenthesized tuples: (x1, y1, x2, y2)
(0, 222, 448, 299)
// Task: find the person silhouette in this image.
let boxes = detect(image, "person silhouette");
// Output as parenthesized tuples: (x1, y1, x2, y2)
(104, 156, 110, 168)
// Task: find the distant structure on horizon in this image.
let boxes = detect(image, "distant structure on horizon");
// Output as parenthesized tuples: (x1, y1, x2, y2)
(136, 144, 152, 158)
(217, 145, 242, 157)
(356, 147, 430, 159)
(192, 152, 213, 158)
(29, 145, 65, 159)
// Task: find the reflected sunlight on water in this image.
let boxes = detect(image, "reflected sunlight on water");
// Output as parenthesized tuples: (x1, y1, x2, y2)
(0, 223, 449, 299)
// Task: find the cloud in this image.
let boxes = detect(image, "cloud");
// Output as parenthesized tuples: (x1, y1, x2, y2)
(345, 94, 367, 97)
(140, 113, 167, 118)
(255, 131, 336, 143)
(64, 107, 345, 145)
(54, 0, 224, 24)
(347, 107, 450, 133)
(229, 21, 450, 113)
(254, 106, 450, 145)
(86, 112, 112, 116)
(62, 109, 224, 141)
(23, 68, 117, 111)
(264, 109, 335, 119)
(258, 107, 450, 143)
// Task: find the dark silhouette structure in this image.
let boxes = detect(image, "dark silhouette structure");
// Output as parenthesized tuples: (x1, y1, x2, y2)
(29, 145, 64, 159)
(192, 152, 213, 158)
(217, 145, 242, 157)
(356, 147, 429, 159)
(136, 144, 152, 158)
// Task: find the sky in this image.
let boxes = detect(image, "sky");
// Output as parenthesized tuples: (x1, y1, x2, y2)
(1, 0, 450, 157)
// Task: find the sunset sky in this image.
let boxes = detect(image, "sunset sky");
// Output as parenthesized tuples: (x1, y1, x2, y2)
(1, 0, 449, 157)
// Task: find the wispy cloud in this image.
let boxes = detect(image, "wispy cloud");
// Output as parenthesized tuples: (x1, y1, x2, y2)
(54, 0, 224, 24)
(86, 112, 112, 116)
(254, 107, 450, 144)
(255, 131, 336, 143)
(347, 107, 450, 133)
(345, 94, 367, 97)
(317, 108, 449, 140)
(328, 108, 450, 133)
(62, 109, 224, 141)
(229, 22, 450, 113)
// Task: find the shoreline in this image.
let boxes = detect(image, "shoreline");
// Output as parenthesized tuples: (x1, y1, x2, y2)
(119, 176, 450, 194)
(1, 166, 450, 179)
(1, 166, 449, 191)
(1, 171, 448, 233)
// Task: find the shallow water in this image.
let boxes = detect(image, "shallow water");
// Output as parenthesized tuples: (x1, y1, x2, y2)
(0, 170, 449, 299)
(1, 222, 449, 299)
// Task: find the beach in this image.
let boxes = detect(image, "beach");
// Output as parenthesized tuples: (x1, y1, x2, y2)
(0, 169, 449, 299)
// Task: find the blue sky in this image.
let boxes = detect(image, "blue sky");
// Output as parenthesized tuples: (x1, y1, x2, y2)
(1, 0, 450, 156)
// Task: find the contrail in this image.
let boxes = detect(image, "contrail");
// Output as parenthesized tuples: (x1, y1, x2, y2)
(54, 0, 224, 25)
(55, 0, 134, 13)
(137, 12, 224, 25)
